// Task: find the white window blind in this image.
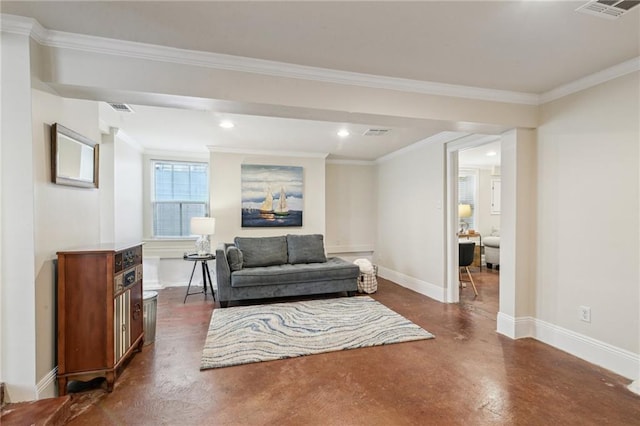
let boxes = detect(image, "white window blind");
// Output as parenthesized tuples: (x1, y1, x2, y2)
(152, 160, 209, 237)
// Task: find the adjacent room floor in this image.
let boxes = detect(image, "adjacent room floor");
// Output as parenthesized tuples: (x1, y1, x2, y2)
(58, 270, 640, 424)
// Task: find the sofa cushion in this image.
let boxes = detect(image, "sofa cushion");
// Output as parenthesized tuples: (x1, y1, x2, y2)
(286, 234, 327, 264)
(226, 246, 243, 271)
(234, 236, 288, 267)
(231, 257, 359, 287)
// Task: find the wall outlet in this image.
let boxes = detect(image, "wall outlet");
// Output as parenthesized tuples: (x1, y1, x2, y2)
(579, 306, 591, 323)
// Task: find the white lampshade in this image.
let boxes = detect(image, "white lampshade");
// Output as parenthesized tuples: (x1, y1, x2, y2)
(190, 217, 216, 236)
(458, 204, 472, 218)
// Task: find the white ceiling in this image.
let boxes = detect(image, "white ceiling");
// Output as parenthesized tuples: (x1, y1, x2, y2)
(459, 139, 502, 169)
(99, 103, 449, 160)
(3, 1, 639, 160)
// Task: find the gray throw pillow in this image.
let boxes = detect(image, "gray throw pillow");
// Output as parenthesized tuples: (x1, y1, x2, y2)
(234, 236, 288, 267)
(226, 246, 243, 271)
(287, 234, 327, 264)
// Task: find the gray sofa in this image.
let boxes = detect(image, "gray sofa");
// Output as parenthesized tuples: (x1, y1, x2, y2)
(215, 234, 359, 307)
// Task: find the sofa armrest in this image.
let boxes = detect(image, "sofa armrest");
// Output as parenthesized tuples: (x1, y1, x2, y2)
(484, 236, 500, 248)
(215, 243, 232, 302)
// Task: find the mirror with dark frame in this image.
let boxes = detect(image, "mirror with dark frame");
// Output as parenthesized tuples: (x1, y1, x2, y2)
(51, 123, 99, 188)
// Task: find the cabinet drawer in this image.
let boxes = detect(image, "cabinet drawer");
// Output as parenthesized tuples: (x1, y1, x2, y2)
(114, 273, 124, 293)
(115, 265, 141, 294)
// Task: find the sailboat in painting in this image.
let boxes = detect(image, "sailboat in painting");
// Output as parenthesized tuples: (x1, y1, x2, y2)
(274, 186, 289, 216)
(259, 186, 274, 214)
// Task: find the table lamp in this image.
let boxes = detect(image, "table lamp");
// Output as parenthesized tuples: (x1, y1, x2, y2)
(458, 204, 472, 234)
(190, 217, 216, 255)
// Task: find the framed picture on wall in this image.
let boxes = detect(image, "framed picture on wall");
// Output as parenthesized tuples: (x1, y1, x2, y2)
(241, 164, 303, 227)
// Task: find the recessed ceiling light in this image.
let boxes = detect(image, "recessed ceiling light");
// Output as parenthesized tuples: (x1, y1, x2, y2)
(486, 151, 497, 157)
(337, 129, 350, 138)
(219, 120, 234, 129)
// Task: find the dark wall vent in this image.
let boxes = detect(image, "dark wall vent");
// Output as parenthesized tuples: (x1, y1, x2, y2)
(108, 103, 134, 113)
(363, 129, 390, 136)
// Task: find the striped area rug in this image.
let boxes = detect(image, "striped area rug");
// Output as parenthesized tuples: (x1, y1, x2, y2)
(200, 296, 434, 370)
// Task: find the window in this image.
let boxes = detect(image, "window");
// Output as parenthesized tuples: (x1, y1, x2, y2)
(152, 160, 209, 237)
(458, 169, 478, 231)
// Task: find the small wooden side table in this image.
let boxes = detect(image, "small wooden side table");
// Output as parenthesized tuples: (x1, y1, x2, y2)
(183, 253, 216, 303)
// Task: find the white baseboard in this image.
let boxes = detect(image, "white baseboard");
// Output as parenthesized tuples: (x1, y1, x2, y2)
(496, 312, 534, 339)
(377, 266, 446, 302)
(628, 380, 640, 395)
(143, 278, 162, 290)
(162, 281, 190, 287)
(36, 367, 57, 399)
(497, 312, 640, 382)
(326, 245, 374, 254)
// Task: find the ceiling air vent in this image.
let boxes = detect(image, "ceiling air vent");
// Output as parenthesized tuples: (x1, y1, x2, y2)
(576, 0, 640, 19)
(108, 103, 134, 113)
(363, 128, 390, 136)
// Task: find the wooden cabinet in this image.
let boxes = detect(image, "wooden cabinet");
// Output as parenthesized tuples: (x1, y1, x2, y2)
(56, 242, 144, 395)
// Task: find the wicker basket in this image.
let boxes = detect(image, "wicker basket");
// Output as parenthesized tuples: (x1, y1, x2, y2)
(358, 265, 378, 294)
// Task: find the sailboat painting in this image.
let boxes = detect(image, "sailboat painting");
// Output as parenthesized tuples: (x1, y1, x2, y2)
(241, 164, 303, 227)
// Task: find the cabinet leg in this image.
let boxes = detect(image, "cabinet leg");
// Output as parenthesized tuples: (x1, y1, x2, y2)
(57, 377, 68, 396)
(105, 372, 115, 392)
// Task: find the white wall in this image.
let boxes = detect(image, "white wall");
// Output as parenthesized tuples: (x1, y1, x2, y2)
(1, 31, 37, 402)
(537, 72, 639, 355)
(146, 154, 375, 289)
(100, 127, 143, 242)
(99, 129, 116, 241)
(325, 162, 377, 254)
(209, 150, 327, 246)
(114, 132, 143, 243)
(498, 128, 537, 325)
(376, 141, 447, 301)
(478, 168, 501, 236)
(31, 90, 101, 395)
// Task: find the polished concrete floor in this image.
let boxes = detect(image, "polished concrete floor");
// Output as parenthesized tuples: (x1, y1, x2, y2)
(62, 269, 639, 425)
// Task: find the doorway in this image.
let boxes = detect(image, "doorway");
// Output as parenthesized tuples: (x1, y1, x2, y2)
(445, 134, 501, 309)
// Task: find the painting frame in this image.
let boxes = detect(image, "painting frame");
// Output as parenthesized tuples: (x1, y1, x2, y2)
(241, 164, 303, 227)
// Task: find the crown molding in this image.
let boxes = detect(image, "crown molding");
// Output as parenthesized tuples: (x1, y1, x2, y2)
(207, 146, 329, 159)
(377, 131, 469, 164)
(1, 14, 48, 43)
(144, 150, 209, 161)
(115, 129, 144, 153)
(0, 14, 33, 35)
(445, 133, 500, 152)
(0, 13, 538, 106)
(539, 56, 640, 104)
(326, 159, 377, 166)
(3, 14, 636, 107)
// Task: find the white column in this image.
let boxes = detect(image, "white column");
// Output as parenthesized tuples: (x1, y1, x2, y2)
(100, 128, 116, 242)
(497, 128, 537, 338)
(1, 32, 37, 401)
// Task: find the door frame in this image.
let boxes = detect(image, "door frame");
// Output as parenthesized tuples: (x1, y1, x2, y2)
(445, 134, 501, 303)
